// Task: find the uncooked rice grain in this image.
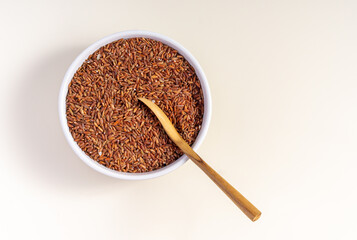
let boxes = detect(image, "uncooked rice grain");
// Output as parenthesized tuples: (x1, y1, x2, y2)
(66, 37, 204, 173)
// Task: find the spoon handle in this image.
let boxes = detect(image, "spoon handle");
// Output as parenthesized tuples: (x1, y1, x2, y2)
(138, 98, 261, 221)
(168, 137, 261, 221)
(191, 154, 261, 221)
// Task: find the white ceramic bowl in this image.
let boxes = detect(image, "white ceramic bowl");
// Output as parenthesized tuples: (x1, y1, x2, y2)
(59, 30, 212, 180)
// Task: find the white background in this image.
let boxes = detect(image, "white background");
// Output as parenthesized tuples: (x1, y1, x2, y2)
(1, 0, 356, 239)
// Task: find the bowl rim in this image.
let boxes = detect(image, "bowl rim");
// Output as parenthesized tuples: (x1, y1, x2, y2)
(58, 30, 212, 180)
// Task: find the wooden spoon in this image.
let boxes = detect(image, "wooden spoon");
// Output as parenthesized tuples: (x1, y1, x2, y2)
(138, 98, 261, 221)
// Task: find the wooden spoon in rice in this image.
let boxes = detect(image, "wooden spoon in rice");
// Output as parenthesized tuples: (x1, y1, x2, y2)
(138, 97, 261, 222)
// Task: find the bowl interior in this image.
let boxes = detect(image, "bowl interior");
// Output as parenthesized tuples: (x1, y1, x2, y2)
(59, 30, 211, 180)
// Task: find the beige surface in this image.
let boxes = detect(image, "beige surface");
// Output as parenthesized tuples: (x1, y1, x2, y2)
(1, 0, 356, 239)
